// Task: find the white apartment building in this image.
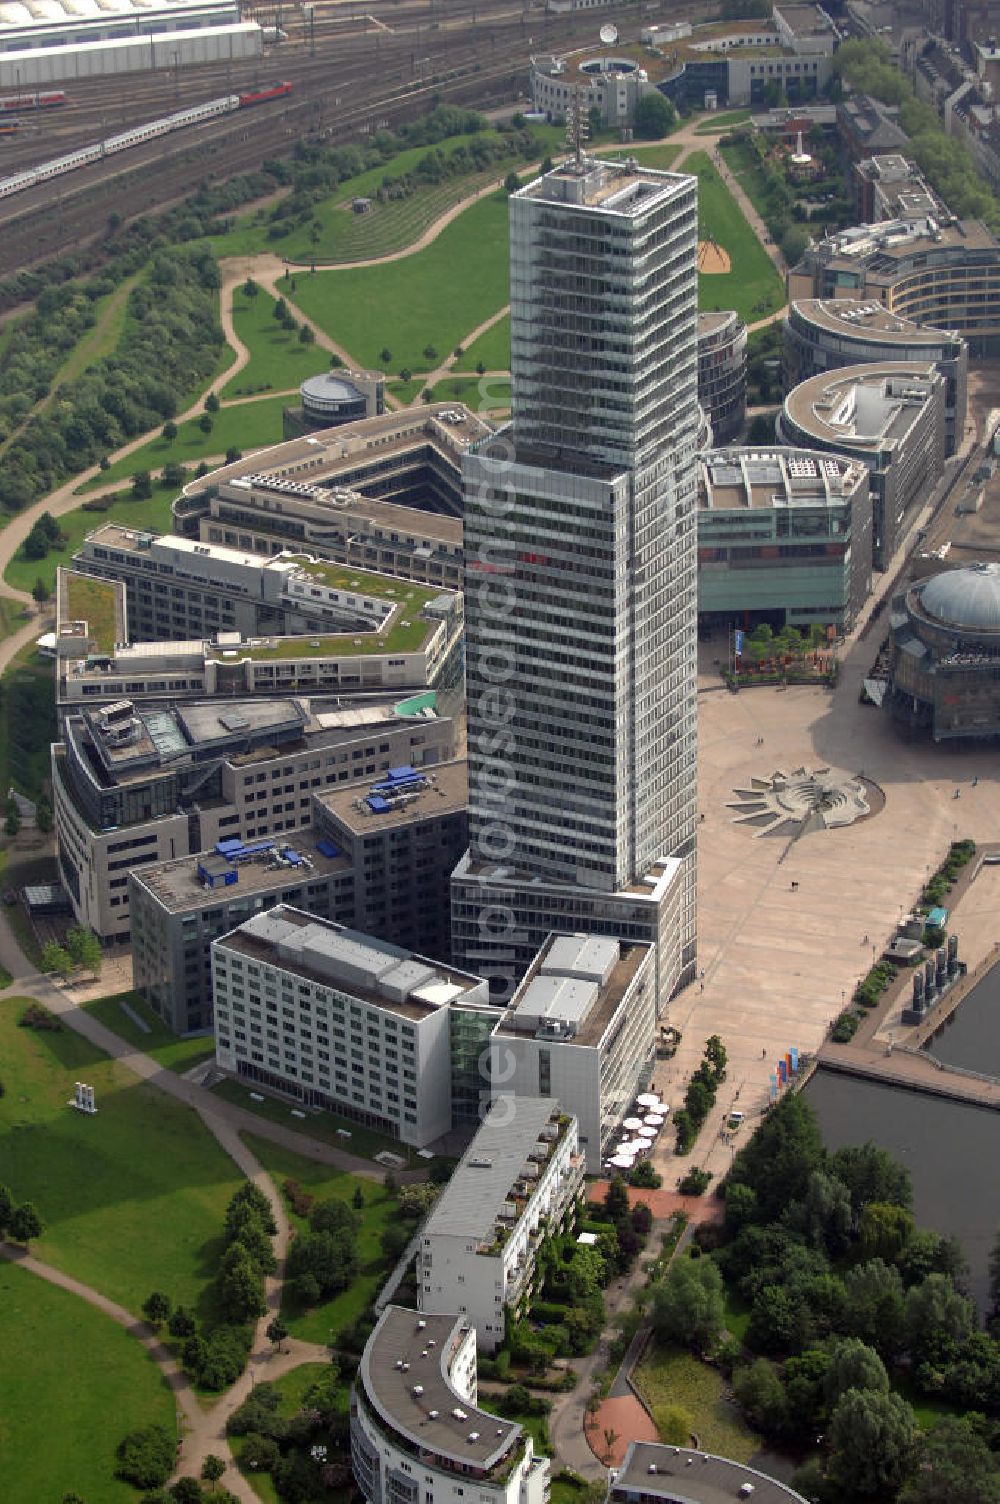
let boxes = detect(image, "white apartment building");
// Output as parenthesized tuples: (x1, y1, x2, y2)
(417, 1097, 583, 1351)
(488, 934, 656, 1172)
(212, 906, 492, 1147)
(609, 1441, 809, 1504)
(352, 1307, 550, 1504)
(453, 155, 699, 1004)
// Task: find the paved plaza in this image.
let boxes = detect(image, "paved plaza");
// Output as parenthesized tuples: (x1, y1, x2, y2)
(660, 631, 1000, 1182)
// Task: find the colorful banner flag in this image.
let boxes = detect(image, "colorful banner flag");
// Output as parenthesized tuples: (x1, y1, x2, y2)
(790, 1047, 799, 1074)
(734, 629, 744, 655)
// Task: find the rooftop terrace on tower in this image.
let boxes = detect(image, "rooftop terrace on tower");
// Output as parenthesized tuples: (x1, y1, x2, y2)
(517, 155, 695, 213)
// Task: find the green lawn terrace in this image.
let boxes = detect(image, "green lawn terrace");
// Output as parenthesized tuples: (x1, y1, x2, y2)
(240, 551, 461, 662)
(57, 567, 125, 656)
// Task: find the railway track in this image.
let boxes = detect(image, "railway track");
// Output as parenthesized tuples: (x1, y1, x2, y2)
(0, 0, 708, 275)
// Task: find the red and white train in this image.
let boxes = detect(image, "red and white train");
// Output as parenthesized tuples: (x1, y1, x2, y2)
(0, 84, 292, 201)
(0, 90, 67, 114)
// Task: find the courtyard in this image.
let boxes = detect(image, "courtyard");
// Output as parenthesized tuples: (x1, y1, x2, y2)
(665, 629, 1000, 1180)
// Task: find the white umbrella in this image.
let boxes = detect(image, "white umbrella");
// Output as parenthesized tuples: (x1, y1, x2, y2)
(622, 1116, 643, 1131)
(609, 1153, 635, 1170)
(638, 1124, 658, 1139)
(644, 1114, 665, 1127)
(636, 1093, 660, 1108)
(628, 1138, 651, 1154)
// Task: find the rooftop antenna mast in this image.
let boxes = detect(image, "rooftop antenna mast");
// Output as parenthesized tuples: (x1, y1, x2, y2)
(565, 84, 589, 169)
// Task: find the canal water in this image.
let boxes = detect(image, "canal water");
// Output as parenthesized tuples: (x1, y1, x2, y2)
(805, 1069, 1000, 1310)
(922, 958, 1000, 1073)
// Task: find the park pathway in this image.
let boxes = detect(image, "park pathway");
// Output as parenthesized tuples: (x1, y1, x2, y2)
(0, 963, 371, 1494)
(0, 1235, 334, 1501)
(707, 145, 787, 280)
(415, 303, 510, 400)
(0, 1242, 203, 1434)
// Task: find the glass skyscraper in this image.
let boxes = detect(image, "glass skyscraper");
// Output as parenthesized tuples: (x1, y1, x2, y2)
(452, 155, 700, 1008)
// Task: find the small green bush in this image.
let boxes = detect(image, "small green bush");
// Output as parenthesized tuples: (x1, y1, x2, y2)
(831, 1011, 860, 1043)
(678, 1168, 713, 1196)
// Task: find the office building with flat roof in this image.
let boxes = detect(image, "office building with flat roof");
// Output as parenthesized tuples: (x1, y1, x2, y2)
(777, 362, 946, 568)
(852, 154, 943, 224)
(609, 1441, 809, 1504)
(315, 758, 468, 963)
(697, 446, 873, 630)
(194, 485, 463, 593)
(697, 311, 747, 446)
(787, 215, 1000, 356)
(453, 155, 699, 1011)
(783, 297, 968, 454)
(133, 839, 356, 1034)
(56, 691, 454, 949)
(352, 1307, 550, 1504)
(212, 906, 492, 1145)
(130, 755, 467, 1031)
(417, 1097, 583, 1350)
(72, 530, 463, 675)
(488, 933, 656, 1172)
(173, 403, 488, 578)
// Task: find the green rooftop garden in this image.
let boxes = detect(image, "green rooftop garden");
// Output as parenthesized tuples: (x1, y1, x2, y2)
(282, 554, 442, 608)
(63, 572, 121, 653)
(228, 612, 436, 661)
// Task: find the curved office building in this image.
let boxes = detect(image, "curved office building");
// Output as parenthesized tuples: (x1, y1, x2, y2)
(783, 298, 968, 454)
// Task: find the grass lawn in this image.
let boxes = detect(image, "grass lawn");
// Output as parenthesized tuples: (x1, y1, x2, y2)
(63, 572, 119, 652)
(0, 641, 56, 802)
(723, 1287, 752, 1343)
(610, 143, 683, 171)
(281, 191, 511, 374)
(461, 311, 510, 373)
(82, 991, 215, 1074)
(695, 109, 752, 134)
(0, 996, 244, 1318)
(684, 150, 784, 323)
(243, 1134, 397, 1344)
(634, 1342, 761, 1462)
(0, 1259, 176, 1504)
(212, 124, 568, 263)
(550, 1472, 591, 1504)
(223, 287, 330, 399)
(479, 1395, 550, 1453)
(894, 1377, 961, 1432)
(387, 378, 426, 406)
(212, 1076, 417, 1162)
(78, 393, 290, 492)
(212, 132, 500, 261)
(425, 375, 511, 412)
(4, 490, 174, 596)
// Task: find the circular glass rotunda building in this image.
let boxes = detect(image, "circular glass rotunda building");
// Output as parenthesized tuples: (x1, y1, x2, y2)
(887, 563, 1000, 739)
